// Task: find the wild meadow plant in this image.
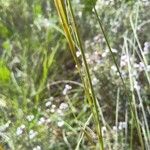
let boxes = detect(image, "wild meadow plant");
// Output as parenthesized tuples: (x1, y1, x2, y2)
(54, 0, 149, 149)
(0, 0, 149, 149)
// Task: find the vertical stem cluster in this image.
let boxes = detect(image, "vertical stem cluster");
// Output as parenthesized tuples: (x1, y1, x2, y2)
(54, 0, 104, 149)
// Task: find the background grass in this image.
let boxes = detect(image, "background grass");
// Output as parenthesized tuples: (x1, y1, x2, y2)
(0, 0, 150, 150)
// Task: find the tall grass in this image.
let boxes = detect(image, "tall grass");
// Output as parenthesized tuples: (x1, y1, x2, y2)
(54, 0, 104, 149)
(54, 0, 149, 149)
(94, 4, 144, 150)
(0, 0, 149, 149)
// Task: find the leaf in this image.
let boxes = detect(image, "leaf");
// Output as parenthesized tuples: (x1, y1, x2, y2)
(33, 2, 42, 17)
(0, 60, 11, 83)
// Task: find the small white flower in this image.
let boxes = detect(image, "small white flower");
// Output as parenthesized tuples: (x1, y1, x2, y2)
(62, 89, 67, 95)
(101, 126, 107, 136)
(49, 104, 56, 113)
(33, 145, 41, 150)
(20, 124, 25, 129)
(120, 54, 128, 67)
(113, 126, 117, 132)
(50, 108, 55, 113)
(57, 109, 64, 116)
(38, 117, 46, 125)
(111, 65, 117, 72)
(48, 97, 54, 101)
(62, 84, 72, 95)
(143, 42, 150, 54)
(102, 51, 108, 58)
(16, 128, 23, 136)
(76, 51, 81, 57)
(26, 115, 34, 122)
(57, 120, 64, 127)
(78, 11, 82, 18)
(65, 84, 72, 90)
(16, 124, 25, 136)
(139, 62, 145, 71)
(45, 101, 52, 107)
(92, 77, 99, 85)
(51, 104, 56, 109)
(59, 103, 68, 110)
(46, 118, 51, 124)
(134, 80, 141, 91)
(118, 122, 127, 130)
(29, 130, 38, 139)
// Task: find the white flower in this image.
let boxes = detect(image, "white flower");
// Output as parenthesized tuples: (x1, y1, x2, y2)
(57, 109, 64, 116)
(143, 43, 149, 54)
(118, 122, 127, 130)
(59, 103, 68, 110)
(29, 130, 38, 139)
(46, 118, 51, 124)
(92, 77, 99, 85)
(38, 117, 46, 125)
(134, 80, 141, 91)
(45, 101, 52, 107)
(102, 51, 108, 58)
(16, 128, 23, 136)
(101, 126, 107, 136)
(26, 115, 34, 122)
(51, 104, 56, 109)
(133, 63, 140, 68)
(113, 126, 117, 132)
(48, 97, 54, 101)
(139, 62, 145, 71)
(50, 108, 55, 113)
(16, 124, 25, 136)
(111, 65, 117, 72)
(20, 124, 25, 129)
(78, 11, 82, 18)
(120, 54, 128, 67)
(65, 84, 72, 90)
(57, 120, 64, 127)
(62, 84, 72, 95)
(76, 51, 81, 57)
(50, 104, 56, 113)
(33, 145, 41, 150)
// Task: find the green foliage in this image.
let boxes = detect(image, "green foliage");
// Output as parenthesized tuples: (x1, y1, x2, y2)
(0, 22, 11, 39)
(0, 59, 10, 83)
(0, 0, 149, 150)
(82, 0, 97, 12)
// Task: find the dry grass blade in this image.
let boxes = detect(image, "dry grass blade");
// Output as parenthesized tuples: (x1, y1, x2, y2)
(54, 0, 104, 149)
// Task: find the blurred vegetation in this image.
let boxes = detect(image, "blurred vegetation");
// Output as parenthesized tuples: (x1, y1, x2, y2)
(0, 0, 150, 150)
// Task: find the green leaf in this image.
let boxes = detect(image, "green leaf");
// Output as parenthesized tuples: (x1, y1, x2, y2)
(0, 60, 11, 83)
(33, 3, 42, 17)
